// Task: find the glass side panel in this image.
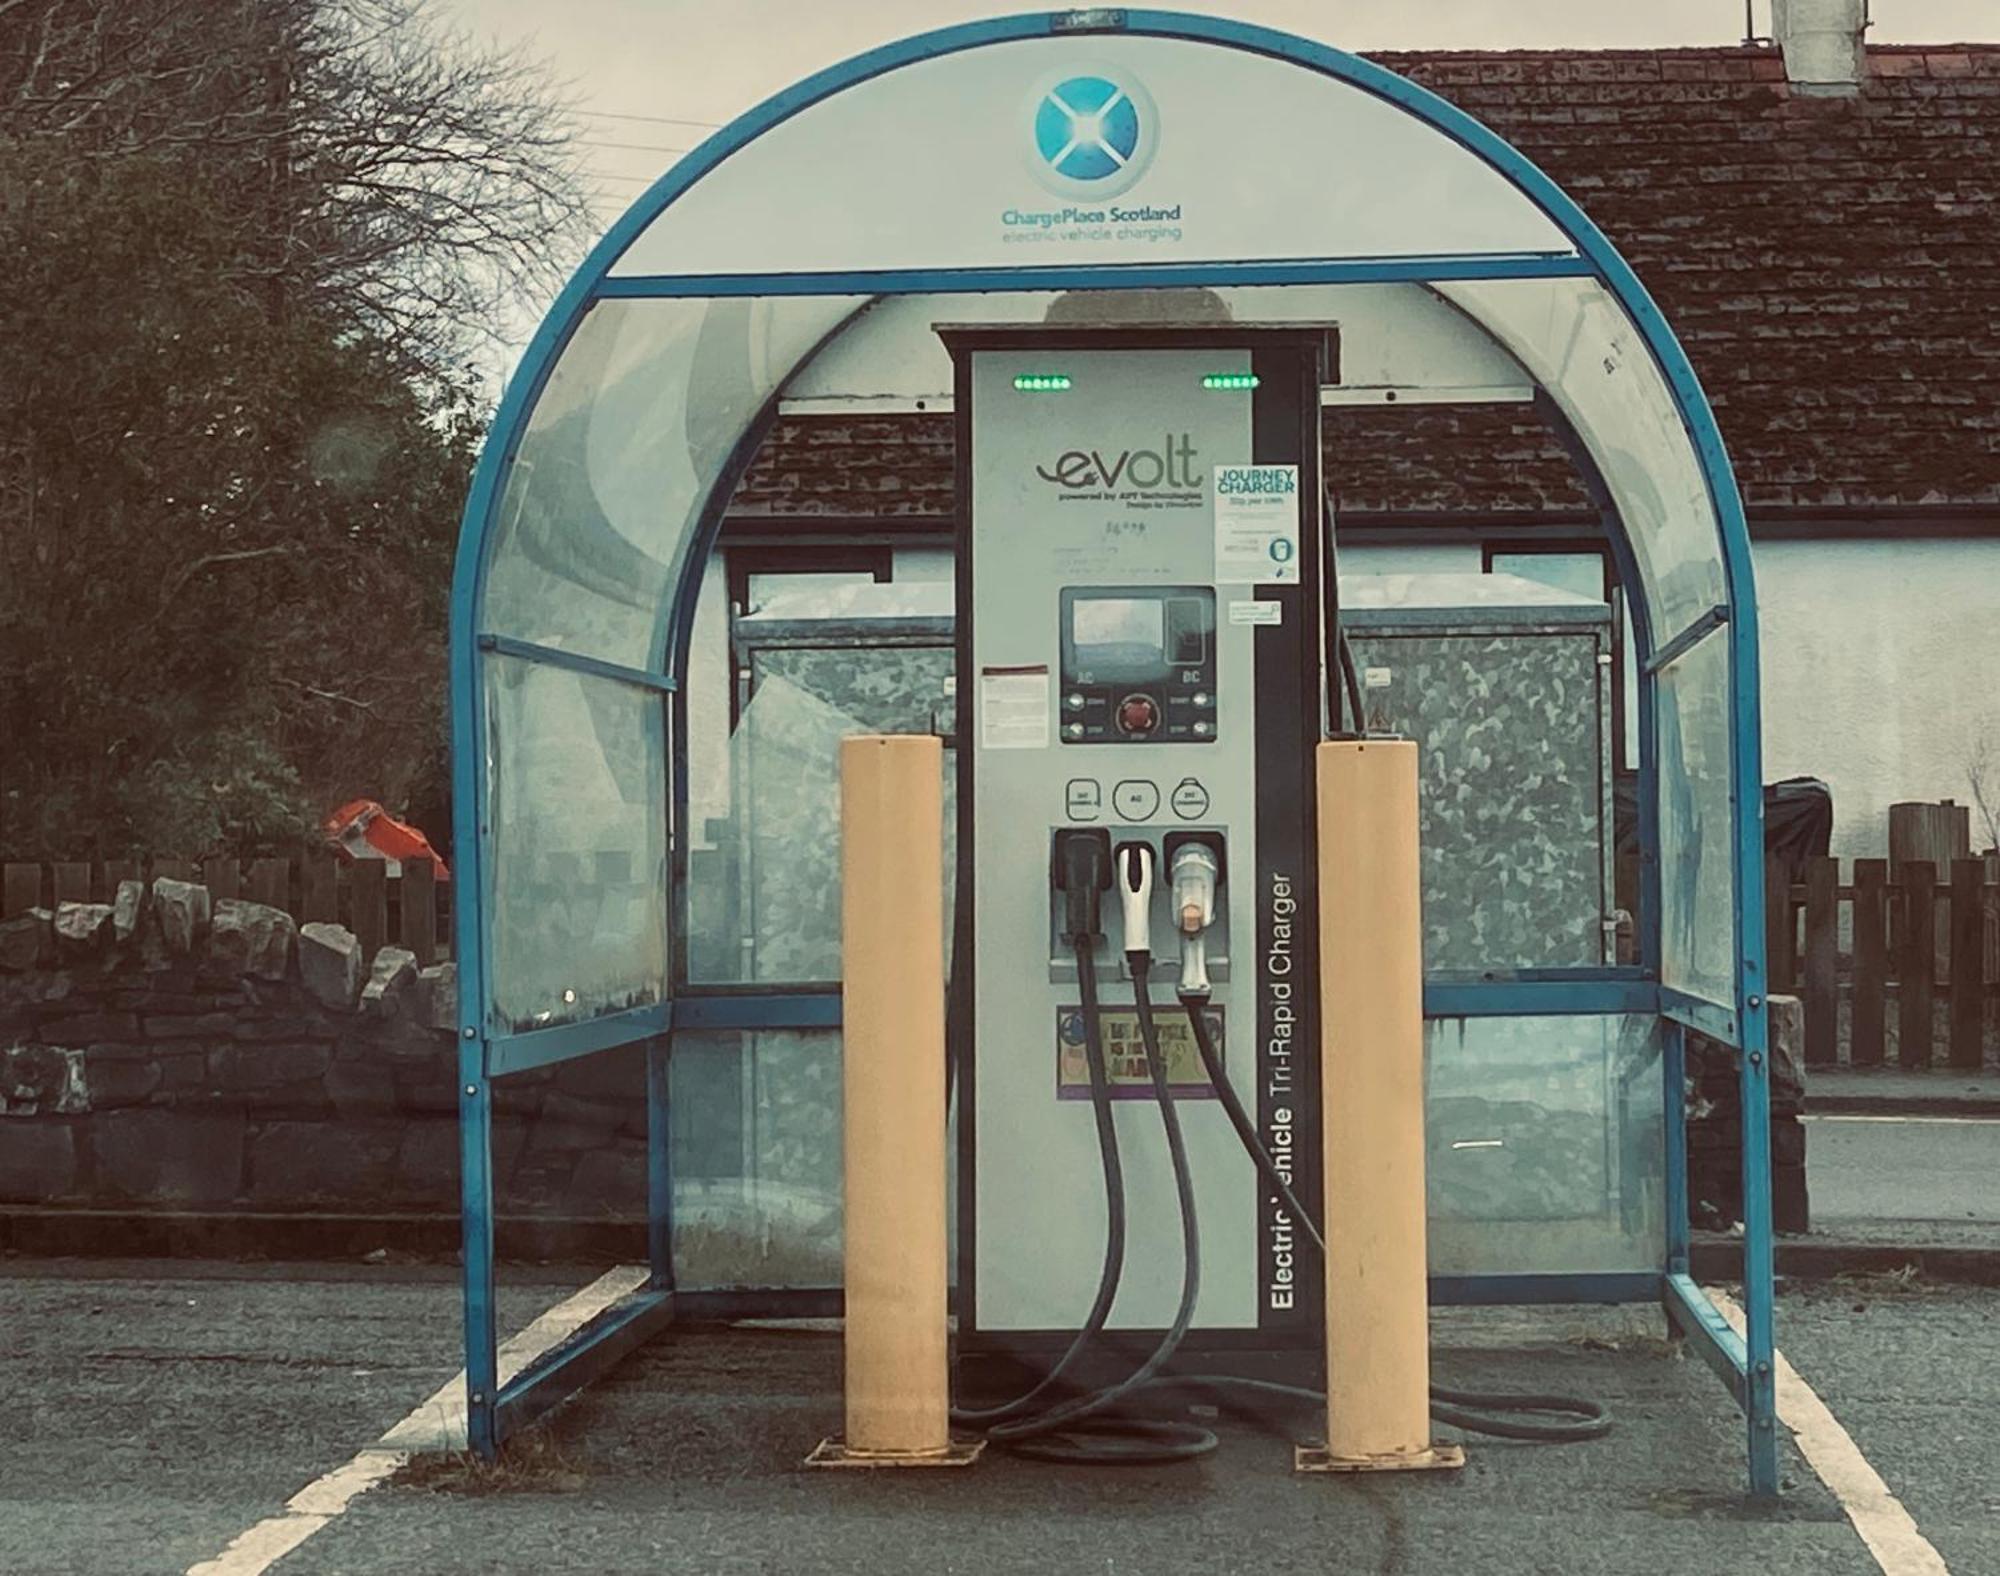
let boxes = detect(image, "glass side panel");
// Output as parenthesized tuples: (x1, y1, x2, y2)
(484, 654, 668, 1035)
(670, 1029, 847, 1289)
(683, 556, 956, 984)
(1657, 633, 1738, 1008)
(479, 295, 865, 668)
(1427, 1013, 1665, 1276)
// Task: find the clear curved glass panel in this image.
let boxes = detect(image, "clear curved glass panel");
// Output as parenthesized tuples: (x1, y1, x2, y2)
(1657, 633, 1738, 1007)
(484, 654, 669, 1034)
(479, 295, 866, 669)
(1438, 276, 1730, 645)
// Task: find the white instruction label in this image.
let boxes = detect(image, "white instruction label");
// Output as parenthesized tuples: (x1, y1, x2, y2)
(1364, 666, 1393, 689)
(1213, 464, 1301, 585)
(1227, 600, 1282, 627)
(980, 665, 1049, 750)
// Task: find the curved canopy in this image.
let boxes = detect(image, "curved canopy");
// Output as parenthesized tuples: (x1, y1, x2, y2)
(445, 8, 1781, 1498)
(450, 6, 1765, 1058)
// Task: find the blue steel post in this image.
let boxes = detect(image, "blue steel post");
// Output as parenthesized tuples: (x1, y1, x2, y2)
(458, 1069, 500, 1458)
(647, 1035, 675, 1289)
(1731, 627, 1779, 1495)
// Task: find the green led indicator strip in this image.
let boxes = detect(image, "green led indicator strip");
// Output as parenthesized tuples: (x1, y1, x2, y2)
(1012, 373, 1072, 391)
(1201, 372, 1260, 390)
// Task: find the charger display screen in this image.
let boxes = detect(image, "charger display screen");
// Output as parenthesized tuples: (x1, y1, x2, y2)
(1058, 586, 1218, 743)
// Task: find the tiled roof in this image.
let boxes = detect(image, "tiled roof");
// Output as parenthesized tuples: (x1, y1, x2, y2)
(729, 44, 2000, 524)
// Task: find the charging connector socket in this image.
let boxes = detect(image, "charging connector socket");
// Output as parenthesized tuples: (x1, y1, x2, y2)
(1051, 828, 1113, 943)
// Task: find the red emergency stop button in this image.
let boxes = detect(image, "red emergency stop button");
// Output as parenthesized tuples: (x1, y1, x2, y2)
(1116, 694, 1160, 735)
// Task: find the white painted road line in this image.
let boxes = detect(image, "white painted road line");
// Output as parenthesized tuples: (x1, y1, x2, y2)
(186, 1264, 649, 1576)
(1806, 1115, 1997, 1126)
(1710, 1289, 1950, 1576)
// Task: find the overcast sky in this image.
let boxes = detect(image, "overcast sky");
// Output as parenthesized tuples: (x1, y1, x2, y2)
(434, 1, 2000, 214)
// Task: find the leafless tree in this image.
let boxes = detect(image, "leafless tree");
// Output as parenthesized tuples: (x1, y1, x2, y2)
(0, 0, 593, 382)
(1968, 722, 2000, 854)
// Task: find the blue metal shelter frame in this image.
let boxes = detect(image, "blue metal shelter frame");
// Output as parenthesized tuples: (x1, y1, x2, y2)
(449, 10, 1779, 1495)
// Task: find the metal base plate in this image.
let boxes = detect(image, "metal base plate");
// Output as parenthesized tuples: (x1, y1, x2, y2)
(1295, 1440, 1467, 1474)
(805, 1437, 986, 1469)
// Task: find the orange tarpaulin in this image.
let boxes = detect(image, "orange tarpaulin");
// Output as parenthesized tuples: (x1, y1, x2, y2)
(323, 800, 450, 879)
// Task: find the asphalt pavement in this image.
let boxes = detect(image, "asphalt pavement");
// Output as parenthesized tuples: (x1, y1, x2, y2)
(3, 1255, 1978, 1576)
(1806, 1112, 2000, 1227)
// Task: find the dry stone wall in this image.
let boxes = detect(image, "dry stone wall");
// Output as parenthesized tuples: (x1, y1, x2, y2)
(0, 878, 648, 1218)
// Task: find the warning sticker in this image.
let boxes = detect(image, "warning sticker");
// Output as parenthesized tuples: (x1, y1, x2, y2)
(1055, 1004, 1224, 1100)
(1213, 464, 1301, 586)
(980, 665, 1049, 750)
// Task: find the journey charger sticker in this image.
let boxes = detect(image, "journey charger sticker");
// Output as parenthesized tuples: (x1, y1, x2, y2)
(1212, 463, 1301, 585)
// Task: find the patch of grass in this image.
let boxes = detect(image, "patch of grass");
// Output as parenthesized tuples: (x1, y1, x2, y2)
(1829, 1262, 1943, 1302)
(395, 1431, 587, 1496)
(1569, 1331, 1684, 1359)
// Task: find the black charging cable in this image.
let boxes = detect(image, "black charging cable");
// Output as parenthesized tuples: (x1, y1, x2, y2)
(951, 927, 1126, 1430)
(969, 838, 1215, 1464)
(992, 958, 1213, 1464)
(1176, 1000, 1612, 1446)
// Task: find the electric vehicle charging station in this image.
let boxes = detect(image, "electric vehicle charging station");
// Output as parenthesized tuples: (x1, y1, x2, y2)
(448, 9, 1784, 1498)
(950, 327, 1328, 1367)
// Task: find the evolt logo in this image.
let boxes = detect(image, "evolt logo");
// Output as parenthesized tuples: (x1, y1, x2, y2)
(1034, 434, 1199, 490)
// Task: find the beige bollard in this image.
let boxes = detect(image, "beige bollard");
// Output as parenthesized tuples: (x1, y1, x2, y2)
(1297, 739, 1463, 1475)
(806, 735, 979, 1469)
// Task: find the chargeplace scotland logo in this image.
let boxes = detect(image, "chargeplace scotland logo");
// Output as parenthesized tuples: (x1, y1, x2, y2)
(1024, 66, 1158, 200)
(1002, 63, 1181, 246)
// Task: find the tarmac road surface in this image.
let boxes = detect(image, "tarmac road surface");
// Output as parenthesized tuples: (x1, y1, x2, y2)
(0, 1256, 1980, 1575)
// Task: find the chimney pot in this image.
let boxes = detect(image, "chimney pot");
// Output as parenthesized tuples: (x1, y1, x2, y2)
(1772, 0, 1867, 93)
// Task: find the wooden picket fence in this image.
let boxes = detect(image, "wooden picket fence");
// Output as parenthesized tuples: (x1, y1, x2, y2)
(0, 855, 451, 966)
(1768, 853, 2000, 1070)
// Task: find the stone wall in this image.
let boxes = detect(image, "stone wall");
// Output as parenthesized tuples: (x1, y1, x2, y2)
(0, 879, 649, 1218)
(1688, 996, 1810, 1234)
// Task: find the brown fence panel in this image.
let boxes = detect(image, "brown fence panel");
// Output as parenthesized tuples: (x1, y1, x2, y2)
(1987, 850, 2000, 984)
(1765, 854, 1795, 994)
(402, 860, 437, 965)
(50, 862, 90, 907)
(202, 858, 241, 903)
(2, 864, 40, 917)
(152, 859, 195, 884)
(1949, 858, 1985, 1070)
(300, 855, 337, 924)
(1897, 860, 1936, 1069)
(1851, 858, 1887, 1067)
(246, 858, 290, 909)
(350, 860, 387, 961)
(1802, 857, 1839, 1066)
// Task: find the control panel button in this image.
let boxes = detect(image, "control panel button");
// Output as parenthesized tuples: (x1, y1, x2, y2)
(1112, 779, 1161, 822)
(1065, 779, 1102, 821)
(1192, 691, 1211, 707)
(1191, 720, 1212, 738)
(1065, 692, 1086, 712)
(1170, 778, 1210, 819)
(1116, 694, 1160, 736)
(1065, 721, 1085, 739)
